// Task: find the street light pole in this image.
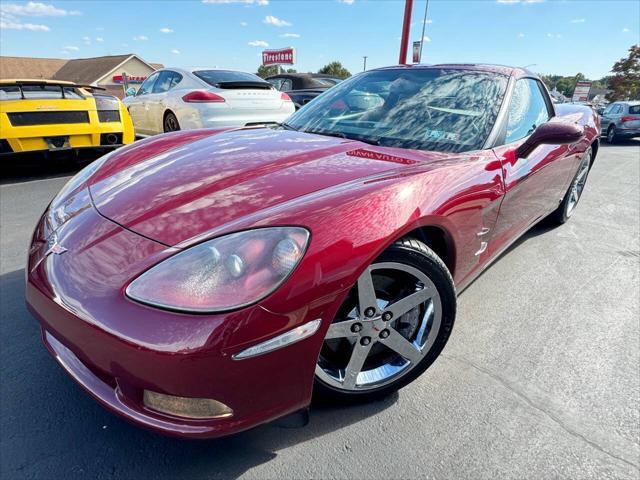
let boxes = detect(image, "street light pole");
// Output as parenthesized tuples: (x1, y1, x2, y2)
(398, 0, 414, 65)
(418, 0, 429, 62)
(363, 56, 368, 71)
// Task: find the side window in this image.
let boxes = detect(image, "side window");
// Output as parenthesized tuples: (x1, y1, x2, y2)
(267, 78, 283, 90)
(152, 71, 173, 94)
(613, 104, 624, 114)
(168, 72, 182, 89)
(505, 78, 551, 144)
(281, 79, 293, 91)
(137, 72, 159, 96)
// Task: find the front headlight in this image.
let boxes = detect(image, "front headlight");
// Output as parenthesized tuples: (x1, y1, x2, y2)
(126, 227, 310, 313)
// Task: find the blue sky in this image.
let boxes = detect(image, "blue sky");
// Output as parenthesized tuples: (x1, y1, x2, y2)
(1, 0, 638, 79)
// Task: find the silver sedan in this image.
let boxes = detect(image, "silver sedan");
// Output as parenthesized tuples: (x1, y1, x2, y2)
(122, 68, 296, 136)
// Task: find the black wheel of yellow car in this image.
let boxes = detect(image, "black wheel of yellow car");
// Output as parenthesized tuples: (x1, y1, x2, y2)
(164, 111, 180, 133)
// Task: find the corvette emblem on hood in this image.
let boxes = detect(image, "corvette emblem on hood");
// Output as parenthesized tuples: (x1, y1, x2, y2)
(45, 234, 67, 256)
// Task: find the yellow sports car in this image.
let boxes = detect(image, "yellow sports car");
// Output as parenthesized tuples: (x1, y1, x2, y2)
(0, 79, 134, 156)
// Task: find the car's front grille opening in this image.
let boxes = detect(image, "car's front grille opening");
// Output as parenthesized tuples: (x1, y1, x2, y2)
(98, 110, 121, 123)
(100, 132, 122, 146)
(7, 111, 90, 126)
(0, 139, 12, 154)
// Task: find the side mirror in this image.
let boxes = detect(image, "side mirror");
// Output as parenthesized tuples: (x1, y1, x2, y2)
(125, 87, 136, 96)
(516, 121, 584, 158)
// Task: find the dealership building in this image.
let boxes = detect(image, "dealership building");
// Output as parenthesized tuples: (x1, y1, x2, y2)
(0, 53, 163, 98)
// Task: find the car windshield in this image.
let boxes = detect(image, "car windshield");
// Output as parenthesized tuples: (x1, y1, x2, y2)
(0, 85, 83, 100)
(285, 68, 508, 153)
(194, 70, 268, 86)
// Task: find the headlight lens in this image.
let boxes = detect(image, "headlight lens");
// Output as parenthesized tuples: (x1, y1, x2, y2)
(126, 227, 310, 313)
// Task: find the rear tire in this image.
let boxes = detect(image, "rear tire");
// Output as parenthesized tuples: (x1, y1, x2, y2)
(163, 111, 180, 133)
(314, 237, 456, 403)
(550, 147, 592, 225)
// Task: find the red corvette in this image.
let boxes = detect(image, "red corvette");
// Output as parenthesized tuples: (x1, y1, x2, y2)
(26, 64, 599, 439)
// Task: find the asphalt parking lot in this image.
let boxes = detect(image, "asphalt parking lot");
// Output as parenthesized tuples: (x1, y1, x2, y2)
(1, 141, 639, 479)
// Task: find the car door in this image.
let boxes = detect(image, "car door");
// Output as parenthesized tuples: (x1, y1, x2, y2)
(128, 72, 160, 135)
(600, 103, 619, 133)
(491, 77, 575, 245)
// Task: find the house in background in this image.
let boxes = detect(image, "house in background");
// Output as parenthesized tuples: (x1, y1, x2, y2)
(0, 54, 163, 98)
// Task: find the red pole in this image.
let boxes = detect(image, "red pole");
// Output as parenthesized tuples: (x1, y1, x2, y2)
(398, 0, 414, 64)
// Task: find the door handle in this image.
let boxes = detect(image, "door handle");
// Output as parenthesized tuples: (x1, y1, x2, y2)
(474, 241, 488, 257)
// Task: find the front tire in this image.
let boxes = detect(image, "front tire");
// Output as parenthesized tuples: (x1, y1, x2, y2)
(163, 111, 180, 133)
(606, 125, 617, 144)
(314, 238, 456, 403)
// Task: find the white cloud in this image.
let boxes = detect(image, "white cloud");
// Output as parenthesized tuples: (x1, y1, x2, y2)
(62, 45, 79, 51)
(0, 2, 80, 16)
(248, 39, 268, 47)
(203, 0, 268, 5)
(170, 48, 180, 54)
(82, 35, 90, 45)
(421, 35, 431, 42)
(133, 35, 148, 41)
(622, 27, 630, 32)
(546, 33, 562, 39)
(280, 33, 300, 38)
(518, 32, 525, 38)
(339, 0, 355, 4)
(240, 21, 248, 26)
(95, 36, 103, 42)
(159, 27, 173, 33)
(263, 15, 291, 27)
(0, 17, 49, 30)
(570, 18, 585, 23)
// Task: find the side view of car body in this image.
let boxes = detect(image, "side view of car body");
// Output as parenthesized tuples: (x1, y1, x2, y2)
(122, 68, 295, 136)
(26, 64, 599, 439)
(0, 79, 134, 156)
(266, 73, 341, 109)
(600, 100, 640, 143)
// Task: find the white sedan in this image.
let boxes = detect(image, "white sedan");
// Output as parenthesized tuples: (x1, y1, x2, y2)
(122, 68, 295, 136)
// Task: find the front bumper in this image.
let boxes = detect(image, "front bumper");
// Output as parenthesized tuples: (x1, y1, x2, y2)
(25, 190, 330, 438)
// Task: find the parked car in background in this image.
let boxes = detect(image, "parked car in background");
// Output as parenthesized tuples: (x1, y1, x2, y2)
(27, 64, 599, 439)
(266, 73, 342, 109)
(600, 101, 640, 143)
(0, 79, 134, 156)
(122, 68, 295, 136)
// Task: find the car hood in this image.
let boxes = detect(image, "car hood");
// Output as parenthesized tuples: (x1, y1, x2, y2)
(89, 128, 446, 247)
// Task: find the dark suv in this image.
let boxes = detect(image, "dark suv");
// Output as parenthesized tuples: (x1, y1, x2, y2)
(600, 101, 640, 143)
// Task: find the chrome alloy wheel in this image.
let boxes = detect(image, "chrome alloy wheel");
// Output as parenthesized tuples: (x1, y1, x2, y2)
(566, 152, 591, 217)
(315, 262, 442, 391)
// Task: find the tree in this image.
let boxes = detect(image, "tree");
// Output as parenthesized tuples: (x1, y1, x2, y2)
(256, 65, 279, 78)
(318, 61, 351, 79)
(607, 45, 640, 101)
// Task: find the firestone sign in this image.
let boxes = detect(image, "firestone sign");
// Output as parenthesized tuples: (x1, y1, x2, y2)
(113, 74, 148, 84)
(262, 47, 296, 66)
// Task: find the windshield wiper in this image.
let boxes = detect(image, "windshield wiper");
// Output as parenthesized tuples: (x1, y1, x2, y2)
(302, 128, 348, 140)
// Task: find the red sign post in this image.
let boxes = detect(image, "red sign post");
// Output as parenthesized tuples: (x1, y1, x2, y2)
(262, 48, 296, 66)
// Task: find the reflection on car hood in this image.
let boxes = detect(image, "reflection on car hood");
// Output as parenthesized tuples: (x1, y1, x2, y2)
(88, 128, 446, 247)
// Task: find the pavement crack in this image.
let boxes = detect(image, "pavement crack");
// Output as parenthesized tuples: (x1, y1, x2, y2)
(442, 353, 640, 472)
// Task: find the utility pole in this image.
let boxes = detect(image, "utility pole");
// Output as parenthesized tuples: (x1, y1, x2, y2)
(418, 0, 429, 62)
(398, 0, 414, 64)
(362, 56, 368, 71)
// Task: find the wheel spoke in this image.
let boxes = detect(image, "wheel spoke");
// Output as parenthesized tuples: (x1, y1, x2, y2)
(325, 319, 360, 340)
(343, 342, 373, 389)
(386, 287, 432, 319)
(576, 166, 589, 182)
(357, 268, 379, 316)
(379, 328, 422, 363)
